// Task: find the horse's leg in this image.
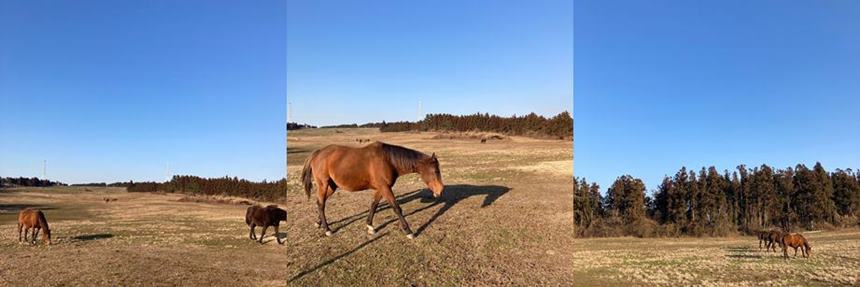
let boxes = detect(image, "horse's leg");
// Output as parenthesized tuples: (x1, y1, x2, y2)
(17, 223, 22, 242)
(22, 227, 28, 243)
(275, 225, 284, 244)
(381, 187, 413, 239)
(366, 192, 382, 235)
(317, 184, 334, 236)
(793, 246, 798, 257)
(31, 228, 37, 245)
(258, 225, 268, 244)
(249, 224, 256, 240)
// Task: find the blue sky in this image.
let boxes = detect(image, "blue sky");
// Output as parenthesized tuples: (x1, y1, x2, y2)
(0, 1, 286, 183)
(575, 1, 860, 193)
(287, 0, 573, 127)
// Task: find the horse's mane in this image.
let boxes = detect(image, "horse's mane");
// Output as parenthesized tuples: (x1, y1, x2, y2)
(37, 211, 49, 231)
(380, 142, 427, 174)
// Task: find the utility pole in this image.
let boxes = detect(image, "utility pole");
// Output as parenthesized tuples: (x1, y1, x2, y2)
(417, 100, 422, 121)
(288, 102, 293, 123)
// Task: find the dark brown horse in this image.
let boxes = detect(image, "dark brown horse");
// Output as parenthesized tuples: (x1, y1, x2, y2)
(766, 230, 785, 252)
(17, 208, 51, 245)
(246, 205, 287, 244)
(301, 141, 444, 239)
(756, 230, 770, 249)
(781, 233, 811, 259)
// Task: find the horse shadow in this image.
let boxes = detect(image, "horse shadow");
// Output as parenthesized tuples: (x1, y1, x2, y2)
(71, 233, 114, 241)
(329, 184, 511, 236)
(288, 232, 389, 283)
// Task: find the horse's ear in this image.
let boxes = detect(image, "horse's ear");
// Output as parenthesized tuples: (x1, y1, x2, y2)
(431, 153, 436, 159)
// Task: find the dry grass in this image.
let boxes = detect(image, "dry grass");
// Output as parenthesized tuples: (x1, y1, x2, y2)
(285, 128, 574, 286)
(0, 186, 287, 286)
(572, 231, 860, 286)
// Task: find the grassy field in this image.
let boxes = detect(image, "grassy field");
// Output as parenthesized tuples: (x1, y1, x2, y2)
(285, 128, 574, 286)
(0, 186, 288, 286)
(572, 231, 860, 286)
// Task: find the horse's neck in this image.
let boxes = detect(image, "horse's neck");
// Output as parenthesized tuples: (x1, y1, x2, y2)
(38, 215, 49, 230)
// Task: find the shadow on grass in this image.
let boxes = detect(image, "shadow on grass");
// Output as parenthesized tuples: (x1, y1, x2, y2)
(288, 232, 389, 283)
(725, 246, 765, 259)
(72, 233, 114, 241)
(329, 184, 511, 236)
(261, 232, 287, 244)
(0, 204, 55, 213)
(288, 147, 309, 154)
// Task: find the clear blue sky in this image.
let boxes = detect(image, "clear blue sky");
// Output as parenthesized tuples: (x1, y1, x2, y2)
(0, 1, 286, 184)
(575, 1, 860, 194)
(287, 0, 573, 127)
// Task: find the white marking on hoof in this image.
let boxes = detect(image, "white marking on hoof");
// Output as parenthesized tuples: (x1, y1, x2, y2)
(366, 225, 375, 235)
(325, 231, 333, 237)
(406, 234, 415, 240)
(314, 222, 320, 228)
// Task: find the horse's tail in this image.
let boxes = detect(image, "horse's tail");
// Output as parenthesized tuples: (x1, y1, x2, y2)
(301, 150, 320, 201)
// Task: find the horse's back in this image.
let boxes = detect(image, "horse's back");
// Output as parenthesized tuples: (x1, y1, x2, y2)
(18, 208, 43, 227)
(312, 142, 391, 190)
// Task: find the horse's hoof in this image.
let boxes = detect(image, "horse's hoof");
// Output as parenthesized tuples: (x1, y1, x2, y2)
(325, 231, 333, 237)
(366, 225, 375, 235)
(314, 222, 320, 228)
(406, 234, 415, 240)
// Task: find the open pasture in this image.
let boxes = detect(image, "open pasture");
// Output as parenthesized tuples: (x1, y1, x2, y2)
(285, 128, 574, 286)
(572, 230, 860, 286)
(0, 186, 288, 286)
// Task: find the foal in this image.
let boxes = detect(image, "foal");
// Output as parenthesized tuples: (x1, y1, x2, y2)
(245, 205, 287, 244)
(17, 208, 52, 245)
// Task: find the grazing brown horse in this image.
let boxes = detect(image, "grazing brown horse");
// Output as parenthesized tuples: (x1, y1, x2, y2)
(766, 230, 785, 252)
(245, 205, 287, 244)
(781, 233, 811, 259)
(301, 141, 444, 239)
(17, 208, 52, 245)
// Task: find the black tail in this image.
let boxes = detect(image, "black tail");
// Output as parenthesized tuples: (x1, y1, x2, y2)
(301, 150, 319, 201)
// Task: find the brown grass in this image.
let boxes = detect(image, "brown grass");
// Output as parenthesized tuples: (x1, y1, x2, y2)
(285, 128, 574, 286)
(572, 231, 860, 286)
(0, 186, 287, 286)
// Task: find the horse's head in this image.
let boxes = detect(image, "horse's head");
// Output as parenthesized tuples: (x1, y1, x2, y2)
(43, 229, 52, 245)
(418, 153, 444, 198)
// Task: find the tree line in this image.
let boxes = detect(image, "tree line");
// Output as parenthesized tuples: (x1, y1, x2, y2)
(1, 177, 66, 187)
(316, 111, 573, 139)
(574, 162, 860, 237)
(127, 175, 287, 201)
(287, 122, 316, 130)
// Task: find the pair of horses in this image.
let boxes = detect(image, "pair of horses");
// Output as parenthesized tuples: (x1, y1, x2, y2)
(245, 205, 287, 244)
(756, 229, 811, 259)
(17, 208, 51, 245)
(301, 141, 444, 239)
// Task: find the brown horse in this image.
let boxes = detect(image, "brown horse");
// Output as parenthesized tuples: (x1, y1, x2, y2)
(766, 230, 785, 252)
(781, 233, 811, 259)
(756, 230, 770, 249)
(301, 141, 444, 239)
(17, 208, 52, 245)
(245, 205, 287, 244)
